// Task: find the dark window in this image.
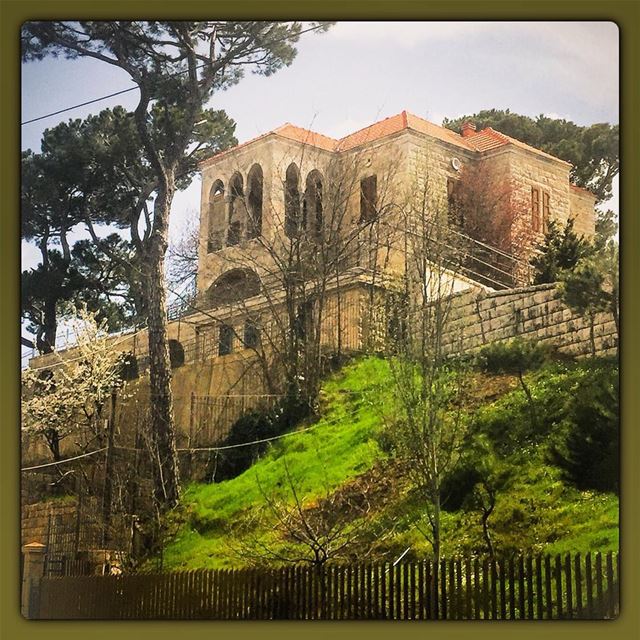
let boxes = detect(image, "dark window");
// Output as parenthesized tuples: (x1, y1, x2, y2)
(228, 174, 245, 246)
(208, 181, 225, 253)
(304, 171, 323, 235)
(227, 220, 242, 246)
(208, 229, 224, 253)
(285, 164, 302, 238)
(168, 340, 185, 368)
(447, 177, 463, 226)
(218, 324, 234, 356)
(542, 191, 550, 233)
(360, 175, 377, 222)
(247, 165, 263, 239)
(243, 320, 260, 349)
(531, 187, 541, 232)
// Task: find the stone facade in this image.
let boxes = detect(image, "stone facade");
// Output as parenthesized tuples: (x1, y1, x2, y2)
(441, 283, 617, 358)
(25, 111, 603, 460)
(21, 500, 76, 547)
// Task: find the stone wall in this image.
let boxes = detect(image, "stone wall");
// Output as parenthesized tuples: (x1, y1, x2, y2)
(441, 283, 618, 358)
(569, 186, 598, 238)
(21, 500, 77, 546)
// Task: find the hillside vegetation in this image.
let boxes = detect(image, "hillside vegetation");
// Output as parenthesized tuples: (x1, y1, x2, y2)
(155, 352, 618, 571)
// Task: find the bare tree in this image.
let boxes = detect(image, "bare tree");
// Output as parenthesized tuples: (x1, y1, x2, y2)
(229, 456, 385, 568)
(167, 208, 200, 292)
(193, 143, 400, 418)
(381, 159, 473, 562)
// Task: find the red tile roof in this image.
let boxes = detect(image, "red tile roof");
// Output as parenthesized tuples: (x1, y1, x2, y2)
(199, 111, 571, 167)
(272, 123, 337, 151)
(570, 183, 597, 198)
(465, 127, 572, 165)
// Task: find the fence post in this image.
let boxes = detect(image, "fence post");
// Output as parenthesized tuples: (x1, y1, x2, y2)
(21, 542, 47, 618)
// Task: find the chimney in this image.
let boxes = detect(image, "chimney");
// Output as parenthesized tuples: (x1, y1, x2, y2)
(461, 121, 477, 138)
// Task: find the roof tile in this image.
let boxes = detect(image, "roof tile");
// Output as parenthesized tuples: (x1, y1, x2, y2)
(199, 111, 571, 168)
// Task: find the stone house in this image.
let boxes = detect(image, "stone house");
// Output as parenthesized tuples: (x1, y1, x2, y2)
(189, 109, 596, 359)
(25, 111, 599, 458)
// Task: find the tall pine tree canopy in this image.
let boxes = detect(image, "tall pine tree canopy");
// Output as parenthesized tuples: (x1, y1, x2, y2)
(22, 21, 333, 507)
(443, 109, 618, 203)
(21, 106, 238, 350)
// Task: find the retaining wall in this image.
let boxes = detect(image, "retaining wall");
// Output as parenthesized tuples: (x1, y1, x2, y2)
(441, 283, 617, 357)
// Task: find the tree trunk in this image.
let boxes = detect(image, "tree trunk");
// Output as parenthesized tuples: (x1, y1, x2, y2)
(45, 429, 61, 461)
(481, 508, 494, 558)
(432, 490, 441, 563)
(480, 491, 495, 558)
(517, 370, 538, 432)
(101, 389, 117, 548)
(38, 297, 58, 354)
(589, 312, 597, 357)
(145, 183, 180, 509)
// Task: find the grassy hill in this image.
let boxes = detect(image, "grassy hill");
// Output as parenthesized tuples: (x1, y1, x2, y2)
(155, 353, 618, 571)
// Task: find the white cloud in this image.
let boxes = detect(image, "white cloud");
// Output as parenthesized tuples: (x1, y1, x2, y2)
(543, 112, 573, 121)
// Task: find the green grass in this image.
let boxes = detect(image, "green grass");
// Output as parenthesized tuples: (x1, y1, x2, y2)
(156, 355, 619, 571)
(159, 357, 392, 569)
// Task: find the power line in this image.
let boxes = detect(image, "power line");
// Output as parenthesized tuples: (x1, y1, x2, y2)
(20, 403, 373, 471)
(21, 447, 107, 471)
(21, 23, 328, 127)
(22, 86, 139, 125)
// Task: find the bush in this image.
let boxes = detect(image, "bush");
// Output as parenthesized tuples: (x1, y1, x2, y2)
(207, 395, 312, 482)
(441, 462, 483, 512)
(475, 338, 550, 375)
(549, 365, 618, 493)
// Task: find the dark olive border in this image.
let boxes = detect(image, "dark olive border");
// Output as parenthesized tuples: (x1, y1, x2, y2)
(2, 2, 638, 639)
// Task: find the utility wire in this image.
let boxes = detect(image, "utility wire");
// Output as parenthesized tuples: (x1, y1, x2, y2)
(21, 24, 328, 126)
(22, 86, 139, 125)
(21, 447, 107, 471)
(20, 402, 373, 471)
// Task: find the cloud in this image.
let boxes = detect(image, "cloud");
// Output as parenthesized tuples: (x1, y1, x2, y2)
(543, 112, 574, 122)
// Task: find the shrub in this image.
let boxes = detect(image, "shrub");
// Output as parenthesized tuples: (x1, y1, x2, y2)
(549, 365, 619, 493)
(441, 462, 482, 512)
(475, 338, 549, 375)
(207, 395, 311, 482)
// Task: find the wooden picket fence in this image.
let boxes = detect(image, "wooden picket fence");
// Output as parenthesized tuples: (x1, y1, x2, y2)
(36, 552, 618, 620)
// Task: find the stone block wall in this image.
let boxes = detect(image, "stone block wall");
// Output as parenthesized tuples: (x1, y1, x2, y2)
(21, 500, 77, 546)
(441, 283, 618, 358)
(569, 186, 598, 238)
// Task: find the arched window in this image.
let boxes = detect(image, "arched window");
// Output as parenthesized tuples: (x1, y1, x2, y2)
(206, 268, 262, 307)
(247, 164, 263, 239)
(208, 180, 225, 252)
(218, 324, 234, 356)
(228, 173, 245, 246)
(304, 170, 323, 235)
(284, 163, 301, 238)
(168, 340, 185, 368)
(243, 319, 260, 349)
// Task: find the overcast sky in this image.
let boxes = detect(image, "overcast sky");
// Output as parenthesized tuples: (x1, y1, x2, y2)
(20, 20, 619, 338)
